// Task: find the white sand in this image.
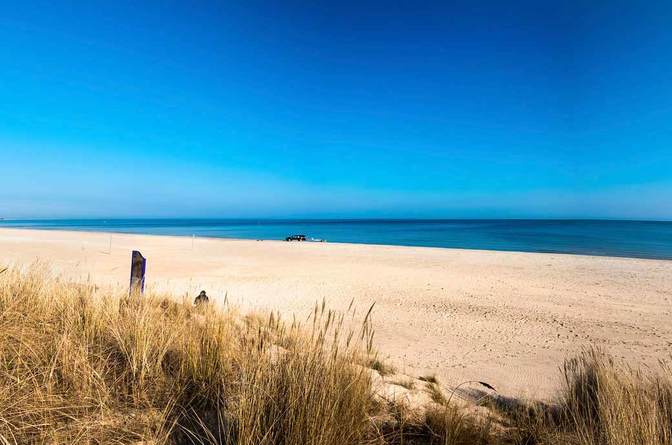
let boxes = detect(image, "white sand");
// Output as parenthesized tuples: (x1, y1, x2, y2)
(1, 227, 670, 398)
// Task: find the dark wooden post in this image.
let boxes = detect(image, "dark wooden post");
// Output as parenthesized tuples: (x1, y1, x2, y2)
(129, 250, 146, 296)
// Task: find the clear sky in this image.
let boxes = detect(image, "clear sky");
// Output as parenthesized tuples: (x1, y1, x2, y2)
(1, 1, 671, 219)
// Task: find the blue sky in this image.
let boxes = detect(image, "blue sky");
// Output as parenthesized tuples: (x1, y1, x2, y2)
(1, 1, 671, 219)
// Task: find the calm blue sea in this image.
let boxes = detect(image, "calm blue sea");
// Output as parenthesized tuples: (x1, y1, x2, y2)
(1, 219, 671, 260)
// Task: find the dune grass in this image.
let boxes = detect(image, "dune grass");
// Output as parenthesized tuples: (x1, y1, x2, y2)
(493, 348, 672, 445)
(0, 264, 670, 444)
(0, 264, 377, 444)
(559, 349, 672, 444)
(0, 264, 492, 444)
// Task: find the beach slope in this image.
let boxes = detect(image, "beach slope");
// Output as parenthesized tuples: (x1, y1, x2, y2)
(1, 227, 670, 397)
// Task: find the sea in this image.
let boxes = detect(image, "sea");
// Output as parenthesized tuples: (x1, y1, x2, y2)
(1, 219, 671, 260)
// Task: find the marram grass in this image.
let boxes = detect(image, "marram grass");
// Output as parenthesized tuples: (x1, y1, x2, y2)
(0, 264, 671, 445)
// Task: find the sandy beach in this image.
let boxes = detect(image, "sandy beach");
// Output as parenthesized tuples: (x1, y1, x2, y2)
(1, 227, 671, 399)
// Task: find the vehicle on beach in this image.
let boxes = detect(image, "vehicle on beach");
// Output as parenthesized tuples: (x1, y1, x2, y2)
(285, 234, 306, 241)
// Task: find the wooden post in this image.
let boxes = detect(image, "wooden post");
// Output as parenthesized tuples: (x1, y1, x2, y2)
(129, 250, 146, 296)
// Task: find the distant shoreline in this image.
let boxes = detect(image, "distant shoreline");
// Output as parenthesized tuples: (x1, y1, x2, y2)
(2, 217, 671, 221)
(1, 218, 672, 260)
(0, 225, 669, 261)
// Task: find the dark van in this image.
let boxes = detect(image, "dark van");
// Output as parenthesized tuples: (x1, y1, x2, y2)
(285, 234, 306, 241)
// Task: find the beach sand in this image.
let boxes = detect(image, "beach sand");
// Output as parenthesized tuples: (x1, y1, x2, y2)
(1, 227, 670, 399)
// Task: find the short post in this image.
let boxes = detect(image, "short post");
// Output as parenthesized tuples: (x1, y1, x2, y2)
(129, 250, 146, 296)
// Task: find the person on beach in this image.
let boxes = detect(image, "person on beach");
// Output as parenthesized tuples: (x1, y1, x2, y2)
(194, 290, 209, 306)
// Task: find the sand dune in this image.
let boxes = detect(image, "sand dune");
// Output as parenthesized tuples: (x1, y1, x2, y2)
(1, 227, 670, 398)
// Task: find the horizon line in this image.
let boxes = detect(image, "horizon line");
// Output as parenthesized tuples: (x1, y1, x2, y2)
(2, 217, 671, 223)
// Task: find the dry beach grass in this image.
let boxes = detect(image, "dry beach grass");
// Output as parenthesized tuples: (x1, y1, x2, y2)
(0, 264, 488, 444)
(1, 265, 671, 444)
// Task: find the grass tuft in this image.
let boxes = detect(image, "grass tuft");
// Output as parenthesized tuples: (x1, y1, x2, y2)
(426, 382, 448, 406)
(390, 377, 416, 390)
(419, 375, 439, 384)
(367, 357, 397, 376)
